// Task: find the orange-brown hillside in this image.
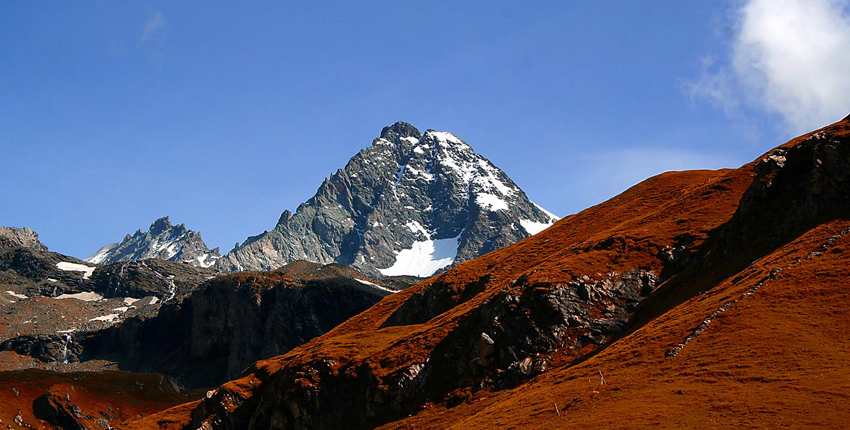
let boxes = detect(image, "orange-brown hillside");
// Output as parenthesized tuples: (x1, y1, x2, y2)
(136, 116, 850, 429)
(0, 365, 196, 429)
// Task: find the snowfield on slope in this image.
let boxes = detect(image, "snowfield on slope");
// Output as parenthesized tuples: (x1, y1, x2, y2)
(56, 262, 96, 279)
(379, 234, 461, 277)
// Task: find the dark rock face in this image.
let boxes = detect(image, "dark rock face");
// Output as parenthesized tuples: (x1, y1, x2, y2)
(0, 333, 82, 364)
(86, 216, 221, 268)
(423, 270, 656, 391)
(726, 127, 850, 248)
(90, 258, 217, 301)
(82, 261, 403, 388)
(217, 122, 557, 277)
(0, 238, 95, 297)
(32, 390, 90, 430)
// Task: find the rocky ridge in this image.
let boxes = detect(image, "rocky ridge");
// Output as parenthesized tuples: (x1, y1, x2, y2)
(80, 261, 406, 388)
(0, 234, 216, 373)
(87, 216, 221, 268)
(216, 122, 558, 277)
(0, 226, 48, 251)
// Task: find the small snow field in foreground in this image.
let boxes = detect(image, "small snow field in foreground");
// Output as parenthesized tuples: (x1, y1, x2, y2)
(354, 278, 397, 294)
(89, 314, 119, 323)
(56, 262, 96, 279)
(55, 292, 104, 302)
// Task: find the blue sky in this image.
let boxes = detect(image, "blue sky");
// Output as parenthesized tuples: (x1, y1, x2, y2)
(2, 1, 849, 258)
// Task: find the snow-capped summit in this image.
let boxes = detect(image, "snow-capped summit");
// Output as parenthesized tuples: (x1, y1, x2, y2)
(216, 122, 558, 277)
(87, 216, 221, 268)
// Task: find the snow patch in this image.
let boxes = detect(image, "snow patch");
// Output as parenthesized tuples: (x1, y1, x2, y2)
(123, 297, 141, 306)
(531, 201, 560, 221)
(520, 219, 552, 235)
(355, 278, 379, 287)
(405, 165, 434, 181)
(354, 278, 397, 294)
(86, 244, 116, 264)
(89, 314, 119, 323)
(429, 131, 466, 147)
(5, 291, 27, 299)
(379, 234, 461, 278)
(476, 193, 509, 211)
(196, 253, 219, 268)
(56, 262, 96, 279)
(113, 306, 129, 313)
(394, 164, 407, 193)
(55, 292, 103, 302)
(406, 220, 429, 237)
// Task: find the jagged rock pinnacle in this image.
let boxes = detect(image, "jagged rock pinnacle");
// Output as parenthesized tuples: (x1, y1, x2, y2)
(87, 217, 220, 268)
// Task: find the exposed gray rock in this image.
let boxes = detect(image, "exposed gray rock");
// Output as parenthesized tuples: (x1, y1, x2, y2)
(87, 216, 221, 268)
(90, 258, 217, 301)
(0, 227, 47, 252)
(218, 122, 558, 277)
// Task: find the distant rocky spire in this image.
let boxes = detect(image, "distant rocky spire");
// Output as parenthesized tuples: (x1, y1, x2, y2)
(87, 217, 221, 268)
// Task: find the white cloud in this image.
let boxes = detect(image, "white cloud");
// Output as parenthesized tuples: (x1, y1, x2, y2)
(141, 11, 165, 42)
(689, 0, 850, 133)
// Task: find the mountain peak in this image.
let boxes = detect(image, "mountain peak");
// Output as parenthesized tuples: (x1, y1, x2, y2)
(380, 121, 421, 141)
(87, 217, 221, 268)
(218, 123, 558, 276)
(150, 216, 172, 236)
(277, 210, 293, 225)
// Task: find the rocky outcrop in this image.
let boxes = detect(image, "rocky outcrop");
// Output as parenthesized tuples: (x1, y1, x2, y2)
(1, 333, 82, 365)
(0, 227, 48, 251)
(81, 261, 406, 388)
(716, 125, 850, 258)
(0, 238, 96, 297)
(87, 216, 221, 268)
(90, 258, 216, 301)
(217, 122, 558, 277)
(423, 270, 657, 391)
